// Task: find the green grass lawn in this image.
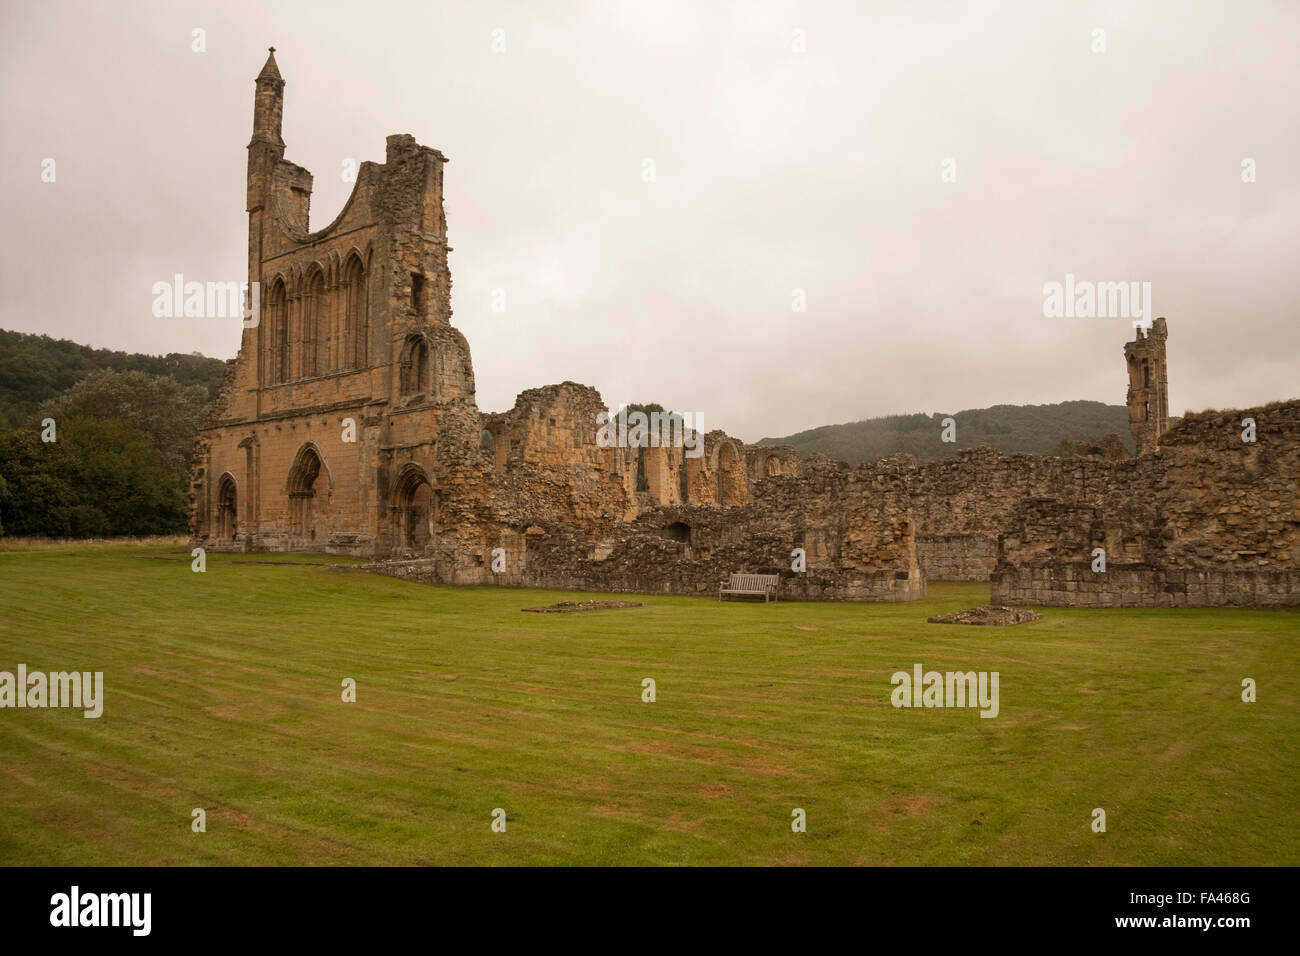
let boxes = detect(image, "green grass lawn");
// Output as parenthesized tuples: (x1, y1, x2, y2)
(0, 544, 1295, 866)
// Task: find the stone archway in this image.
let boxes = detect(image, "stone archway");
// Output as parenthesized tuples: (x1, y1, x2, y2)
(392, 465, 437, 550)
(215, 473, 238, 540)
(287, 444, 327, 544)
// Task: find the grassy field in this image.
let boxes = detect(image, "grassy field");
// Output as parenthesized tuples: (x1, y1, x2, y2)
(0, 544, 1295, 866)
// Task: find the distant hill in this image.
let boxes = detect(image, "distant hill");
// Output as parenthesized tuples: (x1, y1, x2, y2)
(0, 329, 227, 428)
(758, 400, 1137, 463)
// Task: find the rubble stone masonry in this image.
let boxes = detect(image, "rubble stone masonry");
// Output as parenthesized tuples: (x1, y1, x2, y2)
(990, 401, 1300, 606)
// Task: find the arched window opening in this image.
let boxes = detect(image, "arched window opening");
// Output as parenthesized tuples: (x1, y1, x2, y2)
(265, 280, 288, 384)
(344, 256, 368, 368)
(401, 335, 429, 397)
(302, 271, 327, 376)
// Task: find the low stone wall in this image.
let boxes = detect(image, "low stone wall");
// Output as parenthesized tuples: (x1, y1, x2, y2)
(368, 526, 924, 602)
(993, 564, 1300, 607)
(511, 520, 924, 602)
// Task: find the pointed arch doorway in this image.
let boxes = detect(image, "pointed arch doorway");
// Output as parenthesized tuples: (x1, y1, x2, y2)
(286, 443, 330, 546)
(215, 473, 238, 541)
(392, 464, 437, 550)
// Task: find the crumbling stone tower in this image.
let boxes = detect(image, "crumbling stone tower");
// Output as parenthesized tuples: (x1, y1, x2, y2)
(1124, 316, 1169, 455)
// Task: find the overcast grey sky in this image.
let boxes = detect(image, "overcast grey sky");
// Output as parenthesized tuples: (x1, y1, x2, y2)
(2, 0, 1296, 442)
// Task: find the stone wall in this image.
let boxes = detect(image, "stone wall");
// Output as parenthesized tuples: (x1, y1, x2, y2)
(915, 532, 998, 580)
(991, 400, 1300, 606)
(375, 449, 923, 602)
(372, 382, 921, 601)
(906, 448, 1128, 580)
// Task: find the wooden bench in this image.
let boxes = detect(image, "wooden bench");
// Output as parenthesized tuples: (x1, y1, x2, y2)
(719, 573, 780, 602)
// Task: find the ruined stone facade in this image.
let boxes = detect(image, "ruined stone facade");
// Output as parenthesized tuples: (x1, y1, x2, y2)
(189, 55, 1298, 608)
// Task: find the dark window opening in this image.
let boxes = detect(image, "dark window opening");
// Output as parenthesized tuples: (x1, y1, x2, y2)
(411, 273, 426, 314)
(635, 448, 648, 493)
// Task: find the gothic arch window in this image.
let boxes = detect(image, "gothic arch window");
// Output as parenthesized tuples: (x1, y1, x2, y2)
(343, 255, 368, 369)
(400, 334, 430, 397)
(265, 279, 288, 384)
(302, 270, 328, 377)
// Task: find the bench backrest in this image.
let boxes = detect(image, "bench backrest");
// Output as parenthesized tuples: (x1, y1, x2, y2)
(727, 573, 779, 591)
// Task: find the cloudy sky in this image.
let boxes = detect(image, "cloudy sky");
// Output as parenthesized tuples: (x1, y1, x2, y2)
(2, 0, 1296, 442)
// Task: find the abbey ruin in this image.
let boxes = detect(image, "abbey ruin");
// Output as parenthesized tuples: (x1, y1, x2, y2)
(188, 52, 1300, 608)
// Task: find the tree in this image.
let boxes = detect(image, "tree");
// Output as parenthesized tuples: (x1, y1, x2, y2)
(0, 426, 77, 536)
(0, 418, 186, 537)
(39, 369, 210, 480)
(0, 328, 226, 428)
